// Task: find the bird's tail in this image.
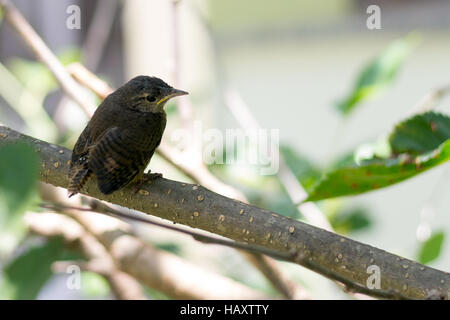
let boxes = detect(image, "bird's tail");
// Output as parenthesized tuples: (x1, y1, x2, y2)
(68, 166, 92, 197)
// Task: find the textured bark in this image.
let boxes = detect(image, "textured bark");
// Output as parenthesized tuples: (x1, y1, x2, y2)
(1, 125, 449, 300)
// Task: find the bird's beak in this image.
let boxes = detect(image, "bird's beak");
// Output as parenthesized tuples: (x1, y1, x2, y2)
(157, 88, 189, 105)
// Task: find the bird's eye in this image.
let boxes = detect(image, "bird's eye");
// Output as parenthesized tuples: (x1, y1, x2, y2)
(146, 96, 157, 103)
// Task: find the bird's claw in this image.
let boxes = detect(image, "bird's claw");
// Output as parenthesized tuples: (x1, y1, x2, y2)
(143, 172, 163, 181)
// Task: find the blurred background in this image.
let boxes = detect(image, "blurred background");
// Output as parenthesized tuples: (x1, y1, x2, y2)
(0, 0, 449, 299)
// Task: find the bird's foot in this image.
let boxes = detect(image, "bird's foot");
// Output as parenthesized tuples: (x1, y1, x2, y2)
(143, 172, 163, 181)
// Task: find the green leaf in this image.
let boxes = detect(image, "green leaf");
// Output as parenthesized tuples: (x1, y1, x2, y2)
(0, 143, 40, 254)
(280, 145, 321, 191)
(418, 231, 445, 265)
(329, 136, 391, 172)
(330, 207, 372, 234)
(81, 272, 111, 298)
(306, 140, 450, 201)
(266, 192, 301, 219)
(390, 112, 450, 155)
(165, 101, 178, 116)
(9, 58, 58, 96)
(0, 143, 39, 216)
(9, 49, 81, 96)
(154, 242, 182, 255)
(0, 238, 81, 299)
(336, 34, 419, 115)
(58, 48, 82, 66)
(145, 286, 169, 300)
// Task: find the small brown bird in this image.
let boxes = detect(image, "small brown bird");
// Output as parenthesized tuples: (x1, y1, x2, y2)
(68, 76, 187, 197)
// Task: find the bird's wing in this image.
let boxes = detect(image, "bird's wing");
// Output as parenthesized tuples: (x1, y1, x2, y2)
(88, 127, 142, 194)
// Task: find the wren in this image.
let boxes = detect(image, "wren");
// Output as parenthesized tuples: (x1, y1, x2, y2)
(68, 76, 187, 197)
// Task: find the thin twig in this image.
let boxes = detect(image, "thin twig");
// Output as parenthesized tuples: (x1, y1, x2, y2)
(0, 0, 94, 117)
(82, 0, 119, 71)
(411, 85, 450, 114)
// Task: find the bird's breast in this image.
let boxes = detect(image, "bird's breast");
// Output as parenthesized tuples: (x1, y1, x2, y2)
(123, 111, 167, 151)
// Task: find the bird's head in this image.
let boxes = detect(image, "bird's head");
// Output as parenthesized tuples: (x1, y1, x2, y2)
(118, 75, 188, 112)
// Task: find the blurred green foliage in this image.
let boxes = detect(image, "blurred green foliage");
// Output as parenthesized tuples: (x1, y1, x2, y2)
(80, 272, 111, 298)
(0, 49, 83, 143)
(145, 286, 169, 300)
(329, 207, 372, 234)
(12, 48, 80, 92)
(418, 231, 445, 265)
(9, 48, 81, 98)
(280, 145, 321, 191)
(336, 34, 419, 115)
(154, 242, 182, 255)
(0, 238, 82, 299)
(0, 143, 39, 255)
(0, 143, 38, 216)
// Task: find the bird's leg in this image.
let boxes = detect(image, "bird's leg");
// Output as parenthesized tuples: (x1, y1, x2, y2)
(131, 171, 163, 196)
(143, 171, 163, 180)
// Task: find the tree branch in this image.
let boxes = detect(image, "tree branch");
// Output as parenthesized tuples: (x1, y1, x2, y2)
(1, 126, 448, 300)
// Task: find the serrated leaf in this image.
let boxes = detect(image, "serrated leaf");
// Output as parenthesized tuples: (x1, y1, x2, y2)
(390, 112, 450, 155)
(0, 238, 81, 299)
(280, 145, 321, 191)
(418, 231, 445, 265)
(306, 140, 450, 201)
(336, 35, 419, 115)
